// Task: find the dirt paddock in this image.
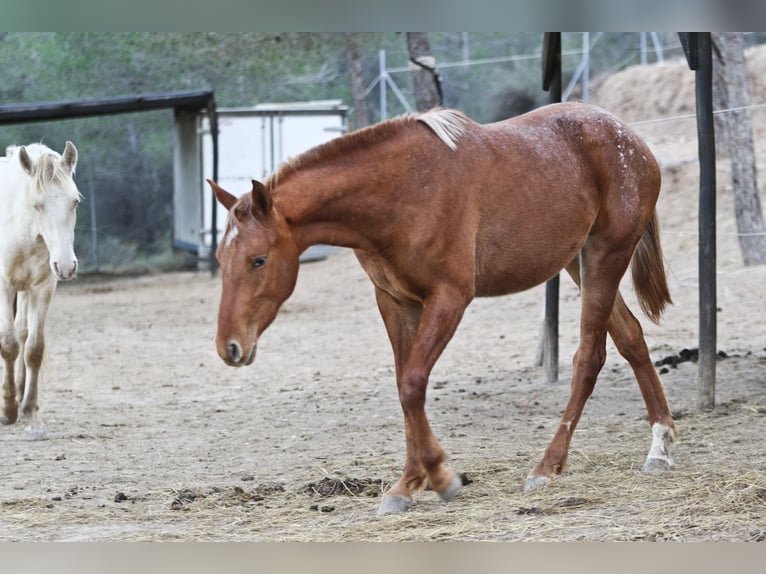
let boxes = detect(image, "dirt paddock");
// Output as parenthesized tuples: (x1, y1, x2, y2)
(3, 57, 766, 542)
(1, 234, 765, 541)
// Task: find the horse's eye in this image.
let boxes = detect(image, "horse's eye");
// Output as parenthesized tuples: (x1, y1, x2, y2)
(251, 256, 267, 269)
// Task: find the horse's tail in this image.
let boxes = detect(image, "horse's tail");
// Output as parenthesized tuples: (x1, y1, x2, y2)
(631, 210, 672, 324)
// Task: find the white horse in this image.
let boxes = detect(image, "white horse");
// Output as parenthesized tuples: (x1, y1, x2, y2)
(0, 141, 80, 439)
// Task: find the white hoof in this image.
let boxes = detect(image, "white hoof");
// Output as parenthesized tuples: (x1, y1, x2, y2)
(23, 425, 49, 441)
(642, 457, 673, 473)
(437, 474, 463, 502)
(377, 494, 412, 515)
(524, 474, 551, 492)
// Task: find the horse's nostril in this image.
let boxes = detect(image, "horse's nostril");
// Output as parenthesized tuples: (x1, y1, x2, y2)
(228, 342, 242, 363)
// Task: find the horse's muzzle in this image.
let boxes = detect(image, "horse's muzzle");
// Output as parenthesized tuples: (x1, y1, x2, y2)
(52, 259, 78, 281)
(220, 340, 257, 367)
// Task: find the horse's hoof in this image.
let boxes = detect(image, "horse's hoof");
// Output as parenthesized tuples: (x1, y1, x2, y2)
(524, 474, 551, 492)
(377, 494, 412, 515)
(0, 414, 18, 425)
(437, 473, 463, 502)
(23, 425, 48, 441)
(642, 457, 673, 473)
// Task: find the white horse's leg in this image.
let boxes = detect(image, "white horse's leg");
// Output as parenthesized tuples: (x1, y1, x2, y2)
(0, 287, 20, 425)
(14, 292, 29, 406)
(19, 283, 54, 440)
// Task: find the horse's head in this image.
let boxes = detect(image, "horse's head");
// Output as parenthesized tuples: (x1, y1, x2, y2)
(208, 179, 300, 367)
(19, 141, 81, 281)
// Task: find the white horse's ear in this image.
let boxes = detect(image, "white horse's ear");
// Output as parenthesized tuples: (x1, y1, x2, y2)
(62, 141, 78, 173)
(18, 146, 34, 175)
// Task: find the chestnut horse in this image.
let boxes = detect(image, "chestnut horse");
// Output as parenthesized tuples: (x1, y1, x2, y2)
(209, 102, 676, 515)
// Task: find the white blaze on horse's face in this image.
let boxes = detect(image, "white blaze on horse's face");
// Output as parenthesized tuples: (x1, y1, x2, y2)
(20, 142, 81, 281)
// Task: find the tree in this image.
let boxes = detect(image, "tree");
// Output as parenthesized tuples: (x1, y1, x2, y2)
(344, 33, 370, 131)
(406, 32, 441, 111)
(712, 32, 766, 266)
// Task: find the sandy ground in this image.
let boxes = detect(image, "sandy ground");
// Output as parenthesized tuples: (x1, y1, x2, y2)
(2, 55, 766, 541)
(1, 190, 764, 541)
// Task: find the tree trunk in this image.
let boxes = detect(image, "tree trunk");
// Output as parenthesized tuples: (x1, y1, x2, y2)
(712, 32, 766, 266)
(344, 33, 369, 131)
(406, 32, 441, 112)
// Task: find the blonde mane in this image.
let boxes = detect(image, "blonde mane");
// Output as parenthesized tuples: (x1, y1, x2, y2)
(415, 108, 468, 151)
(263, 110, 469, 192)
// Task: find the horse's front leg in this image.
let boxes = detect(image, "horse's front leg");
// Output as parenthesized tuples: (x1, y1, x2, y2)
(14, 292, 29, 407)
(0, 288, 20, 425)
(17, 284, 54, 440)
(375, 286, 469, 514)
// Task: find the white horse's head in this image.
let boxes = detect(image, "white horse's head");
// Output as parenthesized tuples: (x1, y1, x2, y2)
(18, 142, 81, 281)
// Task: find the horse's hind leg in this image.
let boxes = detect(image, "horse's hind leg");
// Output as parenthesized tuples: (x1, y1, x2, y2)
(525, 243, 635, 491)
(563, 258, 676, 471)
(607, 292, 676, 472)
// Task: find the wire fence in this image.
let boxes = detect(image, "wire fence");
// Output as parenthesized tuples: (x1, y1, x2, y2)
(8, 32, 762, 275)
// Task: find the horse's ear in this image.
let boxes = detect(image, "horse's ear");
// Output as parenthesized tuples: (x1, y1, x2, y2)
(207, 179, 238, 211)
(61, 141, 78, 173)
(18, 146, 34, 175)
(250, 179, 272, 216)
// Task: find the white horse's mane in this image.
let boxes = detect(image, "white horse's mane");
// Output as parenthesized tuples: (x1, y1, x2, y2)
(416, 109, 468, 151)
(5, 143, 80, 198)
(6, 142, 47, 159)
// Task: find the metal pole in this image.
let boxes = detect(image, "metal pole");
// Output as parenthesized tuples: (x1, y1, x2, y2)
(582, 32, 590, 102)
(260, 116, 267, 180)
(640, 32, 648, 65)
(462, 32, 470, 63)
(87, 164, 99, 272)
(650, 32, 665, 64)
(696, 33, 717, 410)
(379, 49, 387, 120)
(208, 100, 219, 275)
(269, 115, 276, 173)
(542, 32, 562, 383)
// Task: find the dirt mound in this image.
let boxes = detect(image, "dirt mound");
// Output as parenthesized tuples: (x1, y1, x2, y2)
(592, 44, 766, 123)
(592, 58, 695, 123)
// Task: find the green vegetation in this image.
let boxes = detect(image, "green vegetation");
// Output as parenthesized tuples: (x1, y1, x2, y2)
(0, 32, 718, 274)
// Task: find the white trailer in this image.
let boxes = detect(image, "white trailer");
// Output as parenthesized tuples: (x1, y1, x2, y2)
(173, 100, 348, 264)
